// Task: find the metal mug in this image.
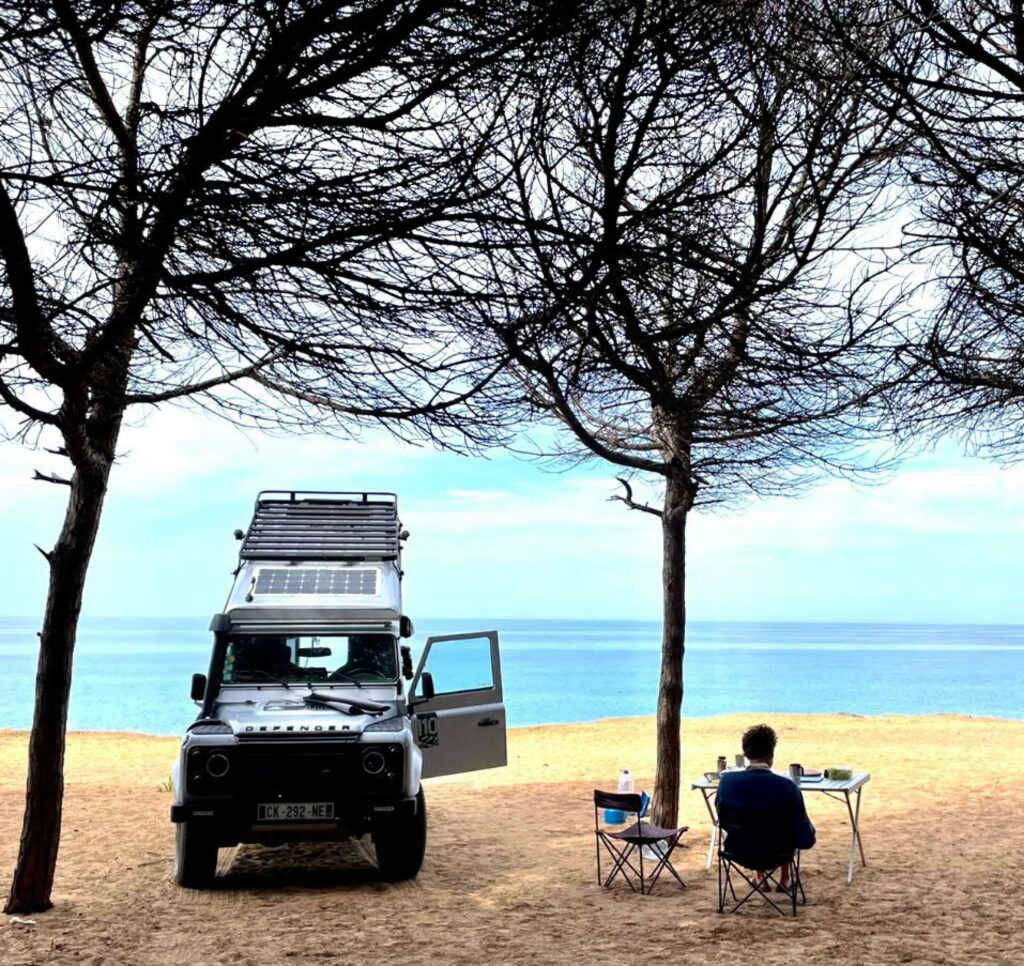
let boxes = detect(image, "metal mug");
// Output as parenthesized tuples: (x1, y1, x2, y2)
(789, 762, 804, 782)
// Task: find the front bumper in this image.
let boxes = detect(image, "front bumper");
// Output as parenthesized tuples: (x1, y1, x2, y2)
(170, 795, 418, 826)
(170, 794, 419, 846)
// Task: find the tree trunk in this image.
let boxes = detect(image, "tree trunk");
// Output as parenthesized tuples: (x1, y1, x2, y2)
(4, 458, 116, 913)
(651, 470, 693, 829)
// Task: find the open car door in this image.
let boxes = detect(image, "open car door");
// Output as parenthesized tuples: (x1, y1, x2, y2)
(409, 631, 506, 779)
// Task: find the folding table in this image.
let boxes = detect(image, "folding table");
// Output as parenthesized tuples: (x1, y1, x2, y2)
(691, 771, 870, 885)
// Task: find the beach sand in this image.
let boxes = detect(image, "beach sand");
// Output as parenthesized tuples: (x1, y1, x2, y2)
(1, 713, 1022, 966)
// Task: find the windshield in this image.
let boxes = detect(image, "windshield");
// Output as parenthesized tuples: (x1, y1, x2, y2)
(222, 634, 398, 686)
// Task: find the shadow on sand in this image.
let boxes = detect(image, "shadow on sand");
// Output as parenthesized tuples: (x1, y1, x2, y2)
(208, 839, 404, 892)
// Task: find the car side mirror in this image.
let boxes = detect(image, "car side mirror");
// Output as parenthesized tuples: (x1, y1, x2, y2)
(420, 671, 435, 701)
(400, 615, 414, 639)
(191, 673, 207, 702)
(400, 645, 414, 680)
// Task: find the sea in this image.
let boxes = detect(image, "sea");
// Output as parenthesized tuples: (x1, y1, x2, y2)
(2, 617, 1024, 735)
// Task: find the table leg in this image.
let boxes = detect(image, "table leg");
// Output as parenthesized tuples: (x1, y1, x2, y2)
(698, 788, 719, 871)
(853, 788, 867, 866)
(706, 823, 718, 871)
(844, 787, 866, 885)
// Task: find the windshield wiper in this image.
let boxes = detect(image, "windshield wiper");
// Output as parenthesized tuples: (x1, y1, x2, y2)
(305, 692, 388, 716)
(326, 670, 363, 688)
(239, 670, 293, 689)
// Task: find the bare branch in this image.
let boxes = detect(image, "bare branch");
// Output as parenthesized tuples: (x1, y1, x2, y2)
(32, 470, 71, 486)
(0, 181, 72, 386)
(610, 477, 663, 518)
(121, 352, 287, 405)
(51, 0, 132, 157)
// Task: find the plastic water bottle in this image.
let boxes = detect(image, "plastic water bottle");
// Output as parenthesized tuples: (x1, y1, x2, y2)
(604, 769, 633, 825)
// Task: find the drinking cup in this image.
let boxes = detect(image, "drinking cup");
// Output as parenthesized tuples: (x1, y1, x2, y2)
(735, 754, 745, 768)
(789, 762, 804, 782)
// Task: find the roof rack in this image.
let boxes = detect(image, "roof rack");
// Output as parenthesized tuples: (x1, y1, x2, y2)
(239, 491, 401, 562)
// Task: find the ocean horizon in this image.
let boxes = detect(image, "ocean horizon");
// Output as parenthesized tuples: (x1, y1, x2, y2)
(2, 616, 1024, 735)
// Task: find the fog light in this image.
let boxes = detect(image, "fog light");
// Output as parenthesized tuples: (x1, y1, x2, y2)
(362, 750, 386, 776)
(205, 752, 230, 778)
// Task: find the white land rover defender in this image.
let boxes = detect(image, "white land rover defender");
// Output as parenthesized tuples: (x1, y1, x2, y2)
(170, 491, 506, 887)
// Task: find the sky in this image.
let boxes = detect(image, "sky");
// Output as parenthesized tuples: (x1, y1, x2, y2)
(1, 403, 1023, 625)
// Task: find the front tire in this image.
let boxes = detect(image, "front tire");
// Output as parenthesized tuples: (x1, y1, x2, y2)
(174, 820, 218, 888)
(374, 788, 427, 882)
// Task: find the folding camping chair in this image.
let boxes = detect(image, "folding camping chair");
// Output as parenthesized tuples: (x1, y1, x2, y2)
(593, 790, 687, 894)
(717, 802, 806, 916)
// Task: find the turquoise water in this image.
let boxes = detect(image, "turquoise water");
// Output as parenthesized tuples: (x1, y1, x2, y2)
(2, 617, 1024, 735)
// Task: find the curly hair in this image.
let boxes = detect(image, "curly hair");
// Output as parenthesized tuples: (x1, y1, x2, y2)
(741, 723, 777, 760)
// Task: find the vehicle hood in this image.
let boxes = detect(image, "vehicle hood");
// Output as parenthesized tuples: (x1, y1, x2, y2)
(214, 690, 402, 739)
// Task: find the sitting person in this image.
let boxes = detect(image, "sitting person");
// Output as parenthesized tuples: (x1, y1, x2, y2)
(715, 723, 815, 890)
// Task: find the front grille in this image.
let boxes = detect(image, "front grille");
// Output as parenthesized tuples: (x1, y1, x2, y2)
(239, 745, 357, 799)
(234, 742, 404, 800)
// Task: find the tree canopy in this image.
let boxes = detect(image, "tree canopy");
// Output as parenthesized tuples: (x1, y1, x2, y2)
(457, 0, 909, 824)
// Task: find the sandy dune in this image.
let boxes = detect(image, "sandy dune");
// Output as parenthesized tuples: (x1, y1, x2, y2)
(1, 713, 1022, 966)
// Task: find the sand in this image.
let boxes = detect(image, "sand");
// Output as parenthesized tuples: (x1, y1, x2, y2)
(1, 713, 1022, 966)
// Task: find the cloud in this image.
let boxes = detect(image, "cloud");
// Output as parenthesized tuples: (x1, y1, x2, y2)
(4, 409, 1024, 623)
(109, 405, 435, 500)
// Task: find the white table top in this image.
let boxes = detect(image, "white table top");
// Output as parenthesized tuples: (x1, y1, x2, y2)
(692, 770, 871, 793)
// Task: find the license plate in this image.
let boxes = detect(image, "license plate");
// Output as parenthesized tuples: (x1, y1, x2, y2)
(257, 802, 335, 821)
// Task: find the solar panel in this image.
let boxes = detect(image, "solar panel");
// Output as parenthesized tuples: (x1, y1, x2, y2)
(253, 568, 378, 596)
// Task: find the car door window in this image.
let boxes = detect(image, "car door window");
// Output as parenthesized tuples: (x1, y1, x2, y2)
(422, 636, 494, 695)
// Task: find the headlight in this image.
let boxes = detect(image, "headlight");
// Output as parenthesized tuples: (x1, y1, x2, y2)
(205, 752, 231, 778)
(362, 750, 387, 775)
(187, 746, 233, 791)
(364, 715, 405, 733)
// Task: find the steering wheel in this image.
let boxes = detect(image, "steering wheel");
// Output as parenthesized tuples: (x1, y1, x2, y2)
(329, 665, 380, 681)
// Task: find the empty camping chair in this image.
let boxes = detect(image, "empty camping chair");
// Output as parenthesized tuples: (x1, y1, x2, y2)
(717, 801, 806, 916)
(593, 790, 687, 894)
